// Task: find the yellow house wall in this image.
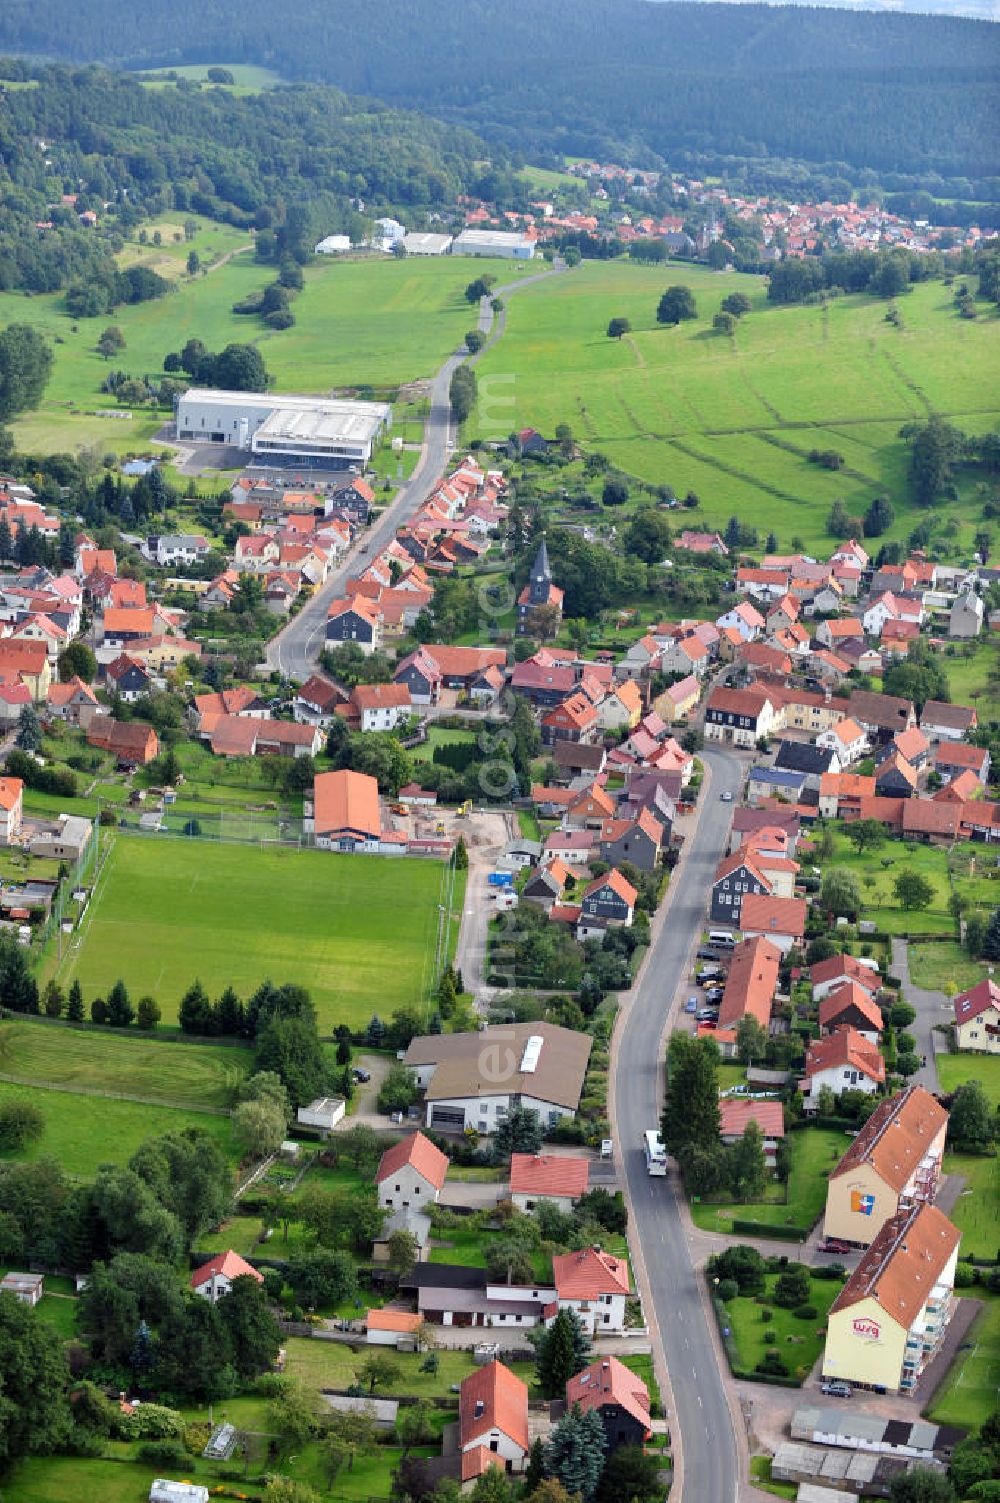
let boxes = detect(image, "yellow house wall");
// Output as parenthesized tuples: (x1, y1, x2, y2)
(822, 1296, 906, 1390)
(823, 1165, 896, 1246)
(956, 1010, 1000, 1054)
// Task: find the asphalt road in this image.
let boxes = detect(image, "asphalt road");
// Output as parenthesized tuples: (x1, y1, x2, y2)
(265, 261, 562, 682)
(612, 746, 744, 1503)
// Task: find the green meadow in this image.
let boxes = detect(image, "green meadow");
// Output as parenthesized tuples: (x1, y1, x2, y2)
(0, 1079, 236, 1176)
(471, 259, 1000, 554)
(133, 62, 286, 94)
(1, 252, 536, 456)
(55, 835, 462, 1032)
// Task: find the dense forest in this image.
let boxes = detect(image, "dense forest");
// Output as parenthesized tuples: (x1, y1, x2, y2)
(0, 64, 487, 293)
(0, 1, 996, 185)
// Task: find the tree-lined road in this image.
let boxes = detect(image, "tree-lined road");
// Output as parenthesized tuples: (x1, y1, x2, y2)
(611, 747, 745, 1503)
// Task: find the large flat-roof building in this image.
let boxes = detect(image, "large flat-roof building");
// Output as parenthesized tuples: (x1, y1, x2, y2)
(452, 229, 535, 260)
(175, 389, 392, 471)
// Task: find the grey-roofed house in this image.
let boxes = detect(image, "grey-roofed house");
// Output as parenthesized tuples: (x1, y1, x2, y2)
(403, 1022, 593, 1135)
(373, 1208, 431, 1263)
(553, 740, 607, 780)
(745, 765, 808, 806)
(774, 740, 839, 779)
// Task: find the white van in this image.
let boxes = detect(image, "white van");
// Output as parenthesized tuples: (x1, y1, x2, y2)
(708, 930, 737, 949)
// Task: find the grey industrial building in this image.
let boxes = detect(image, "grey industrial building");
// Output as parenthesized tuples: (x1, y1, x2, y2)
(175, 389, 392, 471)
(451, 229, 536, 260)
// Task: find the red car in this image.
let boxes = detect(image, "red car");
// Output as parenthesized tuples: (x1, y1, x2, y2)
(818, 1237, 852, 1255)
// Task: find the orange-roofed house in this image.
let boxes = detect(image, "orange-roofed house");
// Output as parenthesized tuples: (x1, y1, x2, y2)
(823, 1085, 948, 1247)
(598, 807, 664, 873)
(101, 607, 155, 648)
(366, 1308, 425, 1346)
(719, 1098, 785, 1168)
(0, 639, 51, 701)
(819, 982, 884, 1045)
(716, 936, 781, 1046)
(565, 1356, 651, 1449)
(577, 868, 637, 942)
(599, 677, 643, 733)
(326, 596, 383, 654)
(87, 716, 159, 767)
(542, 691, 599, 746)
(509, 1153, 589, 1212)
(375, 1131, 450, 1209)
(46, 676, 99, 728)
(802, 1026, 886, 1108)
(565, 782, 615, 830)
(350, 681, 412, 733)
(739, 893, 806, 953)
(552, 1247, 631, 1333)
(190, 1249, 263, 1303)
(817, 717, 869, 766)
(817, 772, 877, 819)
(0, 776, 23, 844)
(308, 769, 382, 852)
(459, 1361, 530, 1472)
(822, 1202, 960, 1393)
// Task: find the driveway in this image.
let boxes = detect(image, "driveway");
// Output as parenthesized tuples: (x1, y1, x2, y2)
(890, 937, 948, 1088)
(452, 809, 513, 1003)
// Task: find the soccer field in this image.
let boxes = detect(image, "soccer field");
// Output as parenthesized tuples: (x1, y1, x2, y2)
(55, 836, 461, 1032)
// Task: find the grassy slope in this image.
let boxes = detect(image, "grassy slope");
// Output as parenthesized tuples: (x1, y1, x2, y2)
(55, 835, 459, 1031)
(0, 1020, 251, 1108)
(470, 260, 1000, 555)
(1, 253, 535, 455)
(0, 1078, 235, 1175)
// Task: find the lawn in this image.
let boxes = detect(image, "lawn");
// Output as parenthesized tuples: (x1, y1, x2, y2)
(284, 1335, 534, 1397)
(941, 639, 1000, 722)
(690, 1126, 846, 1237)
(0, 1020, 251, 1110)
(134, 62, 286, 93)
(724, 1270, 842, 1384)
(936, 1052, 1000, 1109)
(54, 835, 463, 1032)
(944, 1151, 999, 1259)
(0, 1079, 236, 1176)
(0, 252, 533, 456)
(471, 261, 1000, 556)
(823, 830, 956, 936)
(929, 1294, 1000, 1430)
(907, 941, 987, 995)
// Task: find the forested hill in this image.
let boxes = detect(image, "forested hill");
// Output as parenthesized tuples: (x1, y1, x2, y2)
(0, 65, 487, 294)
(0, 0, 997, 181)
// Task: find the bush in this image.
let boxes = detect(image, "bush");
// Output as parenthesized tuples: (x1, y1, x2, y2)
(954, 1261, 979, 1288)
(755, 1350, 789, 1377)
(760, 1307, 773, 1322)
(137, 1441, 187, 1468)
(716, 1278, 739, 1302)
(763, 1331, 777, 1345)
(792, 1304, 818, 1320)
(113, 1402, 183, 1440)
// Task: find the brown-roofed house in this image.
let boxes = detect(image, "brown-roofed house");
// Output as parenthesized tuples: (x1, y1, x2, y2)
(738, 893, 806, 952)
(718, 1098, 785, 1168)
(87, 715, 159, 766)
(309, 769, 381, 850)
(565, 1357, 651, 1449)
(191, 1249, 264, 1303)
(823, 1085, 948, 1246)
(803, 1026, 886, 1107)
(715, 936, 781, 1053)
(819, 982, 884, 1044)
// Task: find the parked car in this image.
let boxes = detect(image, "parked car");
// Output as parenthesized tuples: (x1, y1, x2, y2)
(697, 966, 723, 983)
(696, 1007, 719, 1022)
(818, 1237, 852, 1255)
(352, 1068, 371, 1083)
(705, 987, 725, 1003)
(685, 996, 699, 1013)
(697, 946, 720, 961)
(720, 791, 733, 802)
(821, 1381, 852, 1399)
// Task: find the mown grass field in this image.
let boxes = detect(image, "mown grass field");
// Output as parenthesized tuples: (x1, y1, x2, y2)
(907, 940, 987, 994)
(937, 1052, 1000, 1108)
(1, 253, 534, 456)
(824, 831, 957, 935)
(725, 1270, 842, 1384)
(0, 1079, 236, 1176)
(0, 1020, 251, 1108)
(55, 835, 461, 1032)
(944, 1151, 998, 1258)
(133, 62, 286, 94)
(930, 1294, 1000, 1430)
(690, 1126, 845, 1236)
(471, 260, 1000, 555)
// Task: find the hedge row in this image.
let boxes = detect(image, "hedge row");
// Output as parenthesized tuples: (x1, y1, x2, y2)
(729, 1218, 810, 1240)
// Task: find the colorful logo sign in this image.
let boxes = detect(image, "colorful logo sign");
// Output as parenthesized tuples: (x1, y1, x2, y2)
(851, 1189, 876, 1216)
(852, 1316, 881, 1340)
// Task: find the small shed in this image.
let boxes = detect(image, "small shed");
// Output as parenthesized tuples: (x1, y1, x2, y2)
(0, 1272, 43, 1305)
(149, 1483, 210, 1503)
(296, 1096, 346, 1135)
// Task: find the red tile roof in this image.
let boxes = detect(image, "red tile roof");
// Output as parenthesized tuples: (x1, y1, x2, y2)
(830, 1085, 947, 1191)
(583, 867, 638, 909)
(718, 1098, 785, 1140)
(376, 1130, 449, 1191)
(830, 1202, 960, 1329)
(366, 1309, 423, 1333)
(509, 1153, 589, 1199)
(190, 1249, 263, 1290)
(460, 1361, 529, 1453)
(954, 977, 1000, 1026)
(312, 769, 381, 839)
(810, 954, 881, 992)
(804, 1026, 885, 1085)
(566, 1356, 650, 1431)
(819, 982, 884, 1035)
(552, 1246, 631, 1299)
(718, 935, 781, 1030)
(739, 893, 806, 940)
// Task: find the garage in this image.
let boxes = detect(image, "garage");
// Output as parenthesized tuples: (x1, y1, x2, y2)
(430, 1105, 465, 1131)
